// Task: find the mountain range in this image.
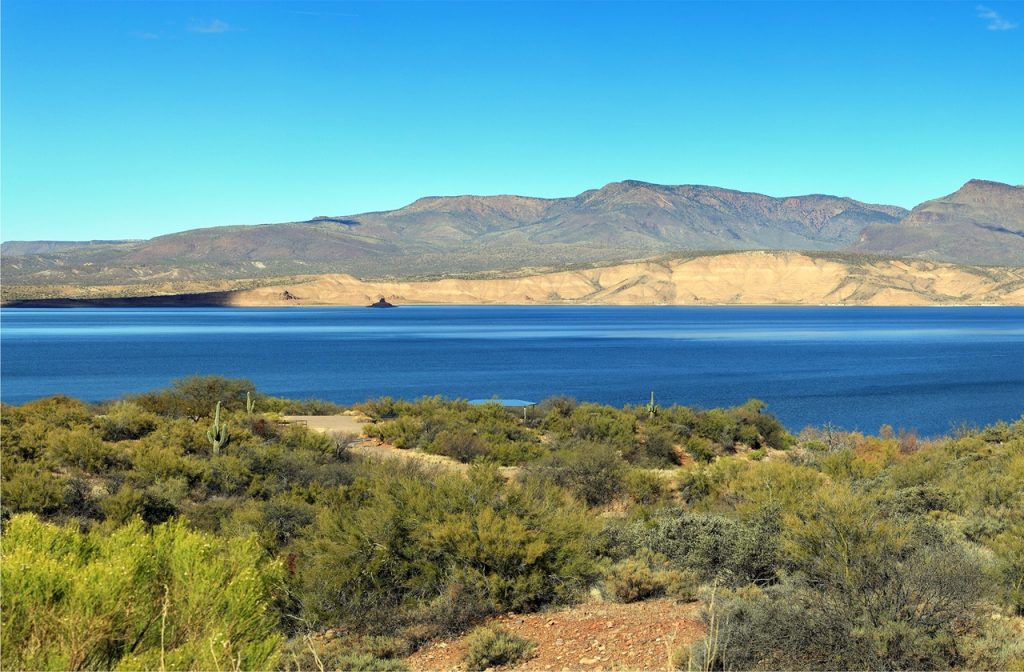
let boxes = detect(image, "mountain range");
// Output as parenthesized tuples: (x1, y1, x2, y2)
(2, 179, 1021, 298)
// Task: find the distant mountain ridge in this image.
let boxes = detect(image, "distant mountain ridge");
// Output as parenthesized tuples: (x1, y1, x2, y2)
(853, 180, 1024, 265)
(2, 180, 1021, 290)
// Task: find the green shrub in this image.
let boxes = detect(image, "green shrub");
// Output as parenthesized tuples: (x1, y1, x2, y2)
(525, 441, 627, 507)
(544, 403, 636, 450)
(686, 490, 991, 671)
(605, 559, 664, 603)
(685, 436, 717, 463)
(365, 416, 424, 449)
(1, 513, 283, 671)
(47, 427, 128, 473)
(0, 462, 66, 517)
(100, 483, 180, 525)
(298, 464, 600, 632)
(624, 469, 670, 505)
(265, 397, 345, 416)
(462, 626, 536, 670)
(96, 401, 159, 441)
(429, 430, 489, 463)
(280, 636, 409, 672)
(962, 616, 1024, 670)
(618, 506, 781, 585)
(132, 375, 256, 419)
(624, 428, 679, 467)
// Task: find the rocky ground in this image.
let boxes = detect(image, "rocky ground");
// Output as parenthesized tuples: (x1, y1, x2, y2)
(405, 598, 705, 671)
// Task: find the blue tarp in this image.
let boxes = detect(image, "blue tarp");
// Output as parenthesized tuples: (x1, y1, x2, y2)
(468, 399, 536, 407)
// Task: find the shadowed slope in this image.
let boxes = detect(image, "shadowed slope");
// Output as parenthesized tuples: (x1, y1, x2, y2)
(853, 180, 1024, 265)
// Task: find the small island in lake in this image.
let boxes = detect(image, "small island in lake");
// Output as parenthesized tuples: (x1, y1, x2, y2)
(368, 297, 396, 308)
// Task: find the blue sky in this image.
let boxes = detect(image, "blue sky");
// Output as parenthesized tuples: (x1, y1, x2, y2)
(2, 1, 1022, 242)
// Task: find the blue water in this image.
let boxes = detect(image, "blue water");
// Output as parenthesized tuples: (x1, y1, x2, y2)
(1, 306, 1022, 435)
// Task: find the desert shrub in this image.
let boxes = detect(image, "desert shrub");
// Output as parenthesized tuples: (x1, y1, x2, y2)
(618, 506, 781, 585)
(603, 555, 697, 604)
(132, 375, 256, 419)
(962, 616, 1024, 670)
(605, 558, 663, 603)
(9, 395, 93, 430)
(734, 399, 791, 450)
(537, 395, 578, 418)
(130, 442, 202, 485)
(524, 441, 627, 507)
(46, 427, 128, 473)
(141, 416, 212, 455)
(279, 423, 344, 456)
(0, 462, 67, 518)
(428, 430, 489, 463)
(249, 415, 281, 439)
(100, 483, 179, 525)
(365, 415, 424, 448)
(226, 497, 317, 552)
(298, 463, 600, 632)
(880, 484, 952, 518)
(61, 476, 104, 521)
(264, 396, 345, 416)
(685, 489, 990, 671)
(1, 513, 283, 671)
(544, 403, 636, 450)
(360, 397, 542, 465)
(685, 436, 717, 463)
(624, 469, 670, 505)
(695, 408, 738, 448)
(280, 636, 408, 672)
(96, 400, 159, 441)
(358, 396, 403, 421)
(462, 626, 536, 670)
(425, 578, 498, 637)
(203, 453, 253, 495)
(0, 408, 51, 460)
(689, 530, 990, 671)
(990, 523, 1024, 615)
(624, 428, 679, 467)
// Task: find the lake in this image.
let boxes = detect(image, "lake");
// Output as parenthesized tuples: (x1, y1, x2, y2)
(1, 306, 1022, 436)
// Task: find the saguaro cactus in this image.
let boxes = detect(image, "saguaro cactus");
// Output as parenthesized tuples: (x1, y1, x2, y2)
(646, 391, 659, 419)
(246, 391, 256, 416)
(207, 401, 230, 455)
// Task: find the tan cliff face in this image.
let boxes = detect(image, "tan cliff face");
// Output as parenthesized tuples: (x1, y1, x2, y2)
(223, 252, 1024, 307)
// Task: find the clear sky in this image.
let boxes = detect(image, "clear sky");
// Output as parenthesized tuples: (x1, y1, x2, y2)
(1, 1, 1022, 242)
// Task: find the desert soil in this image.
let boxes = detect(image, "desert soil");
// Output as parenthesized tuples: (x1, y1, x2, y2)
(405, 598, 705, 671)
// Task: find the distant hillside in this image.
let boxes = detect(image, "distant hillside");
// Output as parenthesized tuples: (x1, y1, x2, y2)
(852, 180, 1024, 265)
(10, 252, 1022, 307)
(219, 251, 1024, 307)
(3, 180, 1021, 293)
(1, 182, 907, 285)
(0, 240, 135, 256)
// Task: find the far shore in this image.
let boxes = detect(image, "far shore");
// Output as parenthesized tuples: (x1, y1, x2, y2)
(4, 252, 1024, 308)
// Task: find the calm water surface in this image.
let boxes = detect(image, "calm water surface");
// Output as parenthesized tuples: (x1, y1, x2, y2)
(2, 306, 1022, 435)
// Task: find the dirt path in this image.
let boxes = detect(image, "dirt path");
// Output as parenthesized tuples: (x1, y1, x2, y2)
(281, 414, 368, 435)
(406, 598, 704, 671)
(281, 414, 518, 477)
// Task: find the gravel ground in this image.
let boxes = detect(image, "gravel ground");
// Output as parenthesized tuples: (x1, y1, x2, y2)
(406, 598, 705, 671)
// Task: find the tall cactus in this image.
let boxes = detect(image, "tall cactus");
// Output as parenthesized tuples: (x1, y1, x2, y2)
(207, 401, 230, 455)
(646, 391, 659, 419)
(246, 391, 256, 416)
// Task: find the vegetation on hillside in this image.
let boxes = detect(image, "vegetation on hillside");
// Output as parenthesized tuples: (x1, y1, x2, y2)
(2, 376, 1021, 670)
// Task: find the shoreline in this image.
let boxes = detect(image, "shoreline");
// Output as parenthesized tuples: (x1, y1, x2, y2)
(2, 297, 1018, 309)
(5, 252, 1024, 308)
